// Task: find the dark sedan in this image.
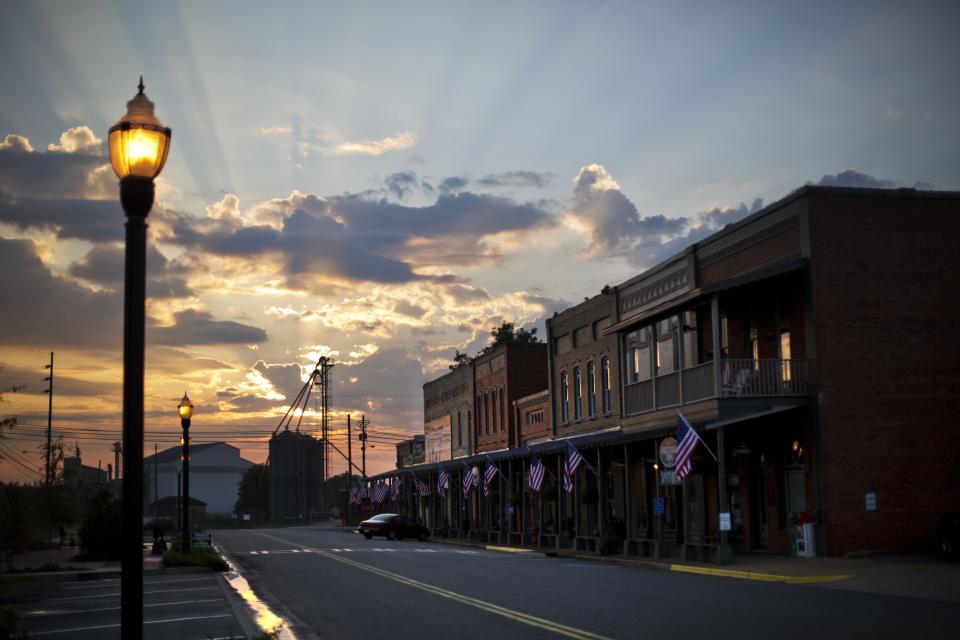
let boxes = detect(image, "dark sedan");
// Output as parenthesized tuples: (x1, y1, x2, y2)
(358, 514, 430, 541)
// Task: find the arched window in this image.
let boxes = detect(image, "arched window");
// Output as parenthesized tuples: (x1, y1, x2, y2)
(457, 410, 463, 447)
(601, 357, 611, 414)
(560, 371, 569, 424)
(499, 387, 505, 433)
(491, 390, 498, 432)
(587, 361, 596, 418)
(484, 392, 491, 434)
(573, 366, 582, 420)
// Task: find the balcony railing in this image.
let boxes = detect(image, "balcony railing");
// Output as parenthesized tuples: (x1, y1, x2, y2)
(623, 358, 809, 416)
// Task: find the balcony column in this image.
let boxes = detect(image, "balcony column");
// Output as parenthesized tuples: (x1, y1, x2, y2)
(677, 313, 685, 403)
(717, 425, 734, 564)
(711, 294, 721, 397)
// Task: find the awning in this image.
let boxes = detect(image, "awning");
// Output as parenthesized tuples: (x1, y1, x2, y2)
(701, 404, 805, 431)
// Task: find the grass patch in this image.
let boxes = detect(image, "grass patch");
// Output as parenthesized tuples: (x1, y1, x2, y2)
(161, 547, 228, 571)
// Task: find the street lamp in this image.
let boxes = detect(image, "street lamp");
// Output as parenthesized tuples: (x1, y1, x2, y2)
(178, 392, 193, 552)
(109, 76, 171, 638)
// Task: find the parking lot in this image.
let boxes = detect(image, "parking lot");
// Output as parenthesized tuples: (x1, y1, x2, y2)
(9, 571, 247, 639)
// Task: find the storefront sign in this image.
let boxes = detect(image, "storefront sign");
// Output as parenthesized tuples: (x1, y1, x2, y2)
(719, 512, 731, 531)
(658, 437, 678, 469)
(659, 469, 680, 485)
(192, 532, 212, 548)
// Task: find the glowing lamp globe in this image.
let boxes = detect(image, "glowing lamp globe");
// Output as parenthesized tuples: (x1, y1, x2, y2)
(177, 392, 194, 421)
(108, 77, 171, 180)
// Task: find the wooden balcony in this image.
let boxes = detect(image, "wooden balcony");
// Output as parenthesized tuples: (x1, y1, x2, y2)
(623, 359, 810, 415)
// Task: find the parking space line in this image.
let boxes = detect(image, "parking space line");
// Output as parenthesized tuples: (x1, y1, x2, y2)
(47, 586, 218, 601)
(60, 576, 216, 590)
(20, 598, 224, 617)
(28, 614, 233, 636)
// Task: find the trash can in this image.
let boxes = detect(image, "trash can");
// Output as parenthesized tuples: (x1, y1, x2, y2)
(798, 523, 816, 557)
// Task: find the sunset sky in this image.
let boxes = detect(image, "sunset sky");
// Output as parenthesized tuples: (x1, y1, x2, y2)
(1, 1, 958, 483)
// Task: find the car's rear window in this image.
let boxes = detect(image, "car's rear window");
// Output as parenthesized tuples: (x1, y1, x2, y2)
(370, 514, 394, 522)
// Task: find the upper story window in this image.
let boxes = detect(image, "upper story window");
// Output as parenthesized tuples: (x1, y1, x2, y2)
(587, 361, 596, 418)
(467, 410, 472, 442)
(491, 390, 498, 432)
(780, 328, 792, 382)
(499, 387, 505, 433)
(683, 310, 699, 367)
(573, 366, 582, 420)
(560, 370, 569, 424)
(656, 317, 678, 375)
(476, 394, 483, 434)
(601, 357, 611, 414)
(526, 408, 545, 425)
(484, 392, 491, 434)
(457, 410, 462, 447)
(626, 327, 651, 382)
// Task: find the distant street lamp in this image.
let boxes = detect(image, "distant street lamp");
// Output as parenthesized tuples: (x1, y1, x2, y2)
(178, 392, 194, 552)
(109, 76, 171, 638)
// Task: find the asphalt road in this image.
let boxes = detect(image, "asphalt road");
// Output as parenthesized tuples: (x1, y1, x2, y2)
(215, 525, 957, 640)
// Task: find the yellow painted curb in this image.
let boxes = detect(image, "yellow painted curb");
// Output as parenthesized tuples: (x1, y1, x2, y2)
(485, 545, 531, 554)
(669, 564, 853, 584)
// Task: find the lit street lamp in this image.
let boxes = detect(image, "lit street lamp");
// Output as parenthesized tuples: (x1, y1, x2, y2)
(108, 76, 171, 637)
(178, 392, 194, 552)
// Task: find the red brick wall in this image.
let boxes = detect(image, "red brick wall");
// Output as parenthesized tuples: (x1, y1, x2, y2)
(808, 191, 960, 555)
(516, 392, 552, 444)
(474, 343, 548, 453)
(699, 225, 801, 286)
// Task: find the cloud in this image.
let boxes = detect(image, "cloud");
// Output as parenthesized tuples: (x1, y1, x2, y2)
(150, 309, 268, 346)
(383, 171, 419, 199)
(258, 126, 293, 136)
(329, 131, 418, 157)
(0, 238, 121, 348)
(393, 300, 428, 319)
(438, 176, 469, 194)
(68, 243, 194, 299)
(47, 126, 103, 154)
(478, 171, 551, 189)
(0, 194, 122, 242)
(0, 134, 33, 153)
(814, 169, 896, 189)
(567, 163, 687, 255)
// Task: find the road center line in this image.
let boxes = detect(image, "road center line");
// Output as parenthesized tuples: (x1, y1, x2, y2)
(308, 547, 611, 640)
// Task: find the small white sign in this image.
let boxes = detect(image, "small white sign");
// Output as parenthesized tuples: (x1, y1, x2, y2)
(243, 513, 252, 521)
(719, 512, 732, 531)
(865, 491, 877, 512)
(192, 531, 212, 548)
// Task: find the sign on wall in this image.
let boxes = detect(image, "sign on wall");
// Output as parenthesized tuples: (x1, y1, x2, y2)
(424, 416, 452, 462)
(659, 437, 678, 469)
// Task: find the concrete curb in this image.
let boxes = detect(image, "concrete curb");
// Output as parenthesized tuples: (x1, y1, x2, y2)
(427, 536, 855, 584)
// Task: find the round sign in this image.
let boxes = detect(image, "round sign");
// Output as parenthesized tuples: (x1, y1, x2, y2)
(659, 437, 678, 469)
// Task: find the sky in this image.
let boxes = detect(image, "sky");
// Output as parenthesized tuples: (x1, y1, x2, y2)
(1, 0, 958, 483)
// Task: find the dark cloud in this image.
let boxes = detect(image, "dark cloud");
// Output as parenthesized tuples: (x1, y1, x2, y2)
(438, 176, 469, 194)
(477, 171, 551, 189)
(68, 243, 193, 299)
(383, 171, 419, 199)
(0, 194, 123, 243)
(192, 357, 235, 371)
(443, 284, 490, 304)
(251, 360, 305, 400)
(569, 164, 687, 255)
(334, 348, 424, 415)
(814, 169, 895, 189)
(0, 238, 121, 348)
(150, 309, 268, 346)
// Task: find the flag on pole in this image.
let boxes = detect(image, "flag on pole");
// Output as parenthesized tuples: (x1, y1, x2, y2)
(482, 459, 499, 496)
(528, 455, 546, 491)
(462, 461, 476, 499)
(389, 478, 403, 501)
(563, 441, 585, 492)
(437, 464, 449, 497)
(348, 485, 358, 505)
(676, 411, 716, 479)
(414, 475, 431, 497)
(373, 481, 388, 504)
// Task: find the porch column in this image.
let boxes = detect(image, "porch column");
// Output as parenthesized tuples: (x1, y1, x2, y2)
(597, 448, 605, 542)
(624, 442, 632, 552)
(717, 426, 734, 564)
(557, 454, 564, 550)
(677, 313, 685, 403)
(711, 294, 721, 397)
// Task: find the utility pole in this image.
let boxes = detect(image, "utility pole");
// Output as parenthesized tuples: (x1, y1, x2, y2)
(43, 352, 53, 485)
(317, 357, 334, 519)
(154, 442, 158, 518)
(112, 442, 123, 494)
(359, 414, 369, 479)
(347, 414, 353, 523)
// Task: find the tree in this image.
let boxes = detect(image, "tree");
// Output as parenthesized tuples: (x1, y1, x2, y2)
(480, 321, 540, 355)
(78, 488, 121, 560)
(448, 350, 471, 370)
(234, 464, 269, 518)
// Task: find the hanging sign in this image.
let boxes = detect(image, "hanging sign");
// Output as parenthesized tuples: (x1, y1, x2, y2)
(659, 470, 681, 486)
(659, 437, 678, 469)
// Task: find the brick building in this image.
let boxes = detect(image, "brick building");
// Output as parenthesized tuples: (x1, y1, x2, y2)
(514, 390, 552, 446)
(473, 342, 548, 453)
(423, 364, 472, 462)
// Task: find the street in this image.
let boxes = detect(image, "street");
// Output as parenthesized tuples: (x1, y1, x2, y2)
(216, 525, 958, 640)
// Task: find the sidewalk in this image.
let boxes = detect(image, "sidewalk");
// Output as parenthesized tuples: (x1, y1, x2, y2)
(424, 535, 960, 602)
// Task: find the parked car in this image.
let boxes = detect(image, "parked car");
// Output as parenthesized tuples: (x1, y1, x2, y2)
(937, 512, 960, 560)
(358, 514, 429, 541)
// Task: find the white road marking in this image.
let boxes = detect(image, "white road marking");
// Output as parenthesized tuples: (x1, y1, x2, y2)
(60, 576, 215, 589)
(28, 614, 233, 636)
(47, 586, 218, 601)
(20, 598, 224, 617)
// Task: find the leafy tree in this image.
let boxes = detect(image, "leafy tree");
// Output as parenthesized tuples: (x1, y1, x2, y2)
(234, 464, 269, 518)
(480, 321, 540, 355)
(448, 350, 471, 370)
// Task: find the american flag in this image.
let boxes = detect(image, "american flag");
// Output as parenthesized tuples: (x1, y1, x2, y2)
(675, 412, 702, 480)
(414, 475, 431, 497)
(528, 455, 545, 491)
(482, 459, 499, 496)
(389, 478, 403, 501)
(563, 441, 585, 492)
(461, 462, 476, 499)
(348, 485, 358, 505)
(437, 464, 449, 497)
(373, 481, 388, 504)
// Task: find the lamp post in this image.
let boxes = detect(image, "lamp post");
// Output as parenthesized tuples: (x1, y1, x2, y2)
(178, 392, 193, 552)
(109, 76, 171, 638)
